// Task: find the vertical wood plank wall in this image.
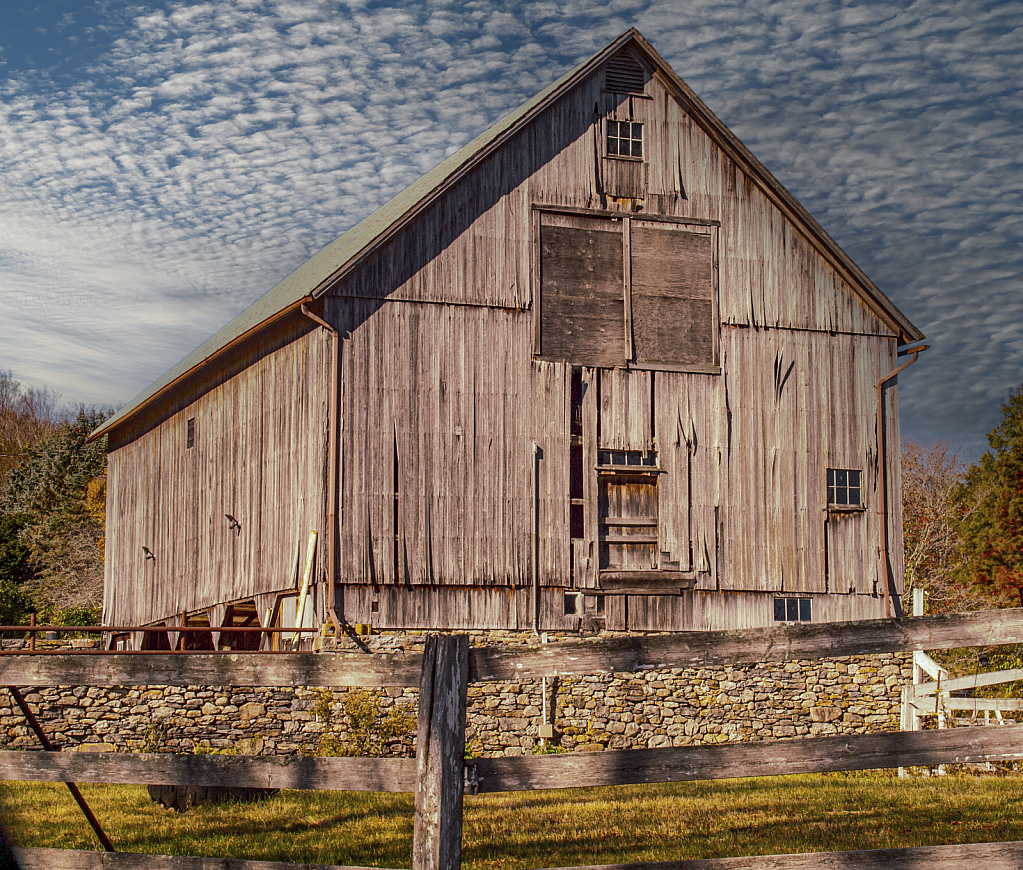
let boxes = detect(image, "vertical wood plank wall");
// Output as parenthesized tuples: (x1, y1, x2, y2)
(103, 330, 329, 627)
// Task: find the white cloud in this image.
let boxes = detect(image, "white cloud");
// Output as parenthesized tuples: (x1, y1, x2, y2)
(0, 0, 1019, 453)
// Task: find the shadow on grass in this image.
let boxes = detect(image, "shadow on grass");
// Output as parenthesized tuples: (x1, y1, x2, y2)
(6, 774, 1023, 869)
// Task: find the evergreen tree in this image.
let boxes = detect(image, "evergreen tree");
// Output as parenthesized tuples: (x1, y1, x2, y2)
(0, 514, 31, 625)
(0, 407, 109, 614)
(957, 385, 1023, 606)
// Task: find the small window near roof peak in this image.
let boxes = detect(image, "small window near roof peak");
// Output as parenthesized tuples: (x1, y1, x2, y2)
(186, 417, 195, 449)
(607, 120, 643, 158)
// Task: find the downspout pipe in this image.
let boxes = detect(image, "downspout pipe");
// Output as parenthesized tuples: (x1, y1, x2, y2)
(876, 342, 929, 619)
(301, 303, 343, 637)
(532, 442, 541, 635)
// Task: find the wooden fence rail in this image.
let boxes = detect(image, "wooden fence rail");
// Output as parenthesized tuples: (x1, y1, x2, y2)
(5, 608, 1023, 688)
(0, 751, 416, 792)
(14, 839, 1023, 870)
(4, 610, 1023, 870)
(468, 723, 1023, 791)
(12, 848, 393, 870)
(6, 725, 1023, 794)
(534, 841, 1023, 869)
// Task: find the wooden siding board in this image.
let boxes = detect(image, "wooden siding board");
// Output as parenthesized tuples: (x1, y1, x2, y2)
(686, 369, 719, 588)
(598, 368, 652, 451)
(337, 300, 542, 589)
(578, 366, 600, 588)
(347, 585, 523, 630)
(533, 360, 572, 586)
(104, 331, 327, 627)
(628, 594, 682, 630)
(653, 372, 691, 572)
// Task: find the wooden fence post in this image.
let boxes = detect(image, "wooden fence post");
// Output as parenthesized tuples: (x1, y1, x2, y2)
(413, 633, 469, 870)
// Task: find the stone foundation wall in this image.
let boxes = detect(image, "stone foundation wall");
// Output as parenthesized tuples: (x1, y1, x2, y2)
(0, 632, 913, 757)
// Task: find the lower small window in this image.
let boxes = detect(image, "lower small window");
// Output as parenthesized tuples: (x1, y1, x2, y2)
(597, 449, 658, 469)
(774, 597, 812, 622)
(564, 591, 605, 616)
(564, 592, 582, 616)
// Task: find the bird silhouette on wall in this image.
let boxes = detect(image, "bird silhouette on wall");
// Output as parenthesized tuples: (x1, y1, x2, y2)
(142, 546, 155, 561)
(225, 514, 241, 532)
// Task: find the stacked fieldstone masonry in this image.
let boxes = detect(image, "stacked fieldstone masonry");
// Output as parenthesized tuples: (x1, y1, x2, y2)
(0, 632, 913, 758)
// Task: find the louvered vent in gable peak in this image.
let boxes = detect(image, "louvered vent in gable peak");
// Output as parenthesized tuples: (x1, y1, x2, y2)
(604, 53, 648, 94)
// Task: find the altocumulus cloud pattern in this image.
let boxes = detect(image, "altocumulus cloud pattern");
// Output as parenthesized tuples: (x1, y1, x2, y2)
(0, 0, 1020, 454)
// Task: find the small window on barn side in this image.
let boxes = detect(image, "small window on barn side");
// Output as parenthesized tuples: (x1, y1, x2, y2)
(607, 120, 643, 159)
(774, 597, 812, 622)
(827, 468, 861, 507)
(186, 417, 195, 449)
(597, 449, 657, 469)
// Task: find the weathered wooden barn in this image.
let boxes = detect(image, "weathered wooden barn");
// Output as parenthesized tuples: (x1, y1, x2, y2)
(93, 30, 925, 646)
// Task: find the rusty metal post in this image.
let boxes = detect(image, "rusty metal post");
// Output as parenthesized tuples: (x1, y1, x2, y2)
(7, 687, 114, 852)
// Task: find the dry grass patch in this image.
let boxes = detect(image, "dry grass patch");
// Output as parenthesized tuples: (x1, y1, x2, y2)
(3, 770, 1023, 868)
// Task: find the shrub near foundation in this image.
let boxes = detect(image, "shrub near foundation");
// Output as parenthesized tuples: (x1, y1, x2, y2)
(314, 688, 415, 757)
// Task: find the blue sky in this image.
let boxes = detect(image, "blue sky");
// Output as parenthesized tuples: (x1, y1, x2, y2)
(0, 0, 1020, 458)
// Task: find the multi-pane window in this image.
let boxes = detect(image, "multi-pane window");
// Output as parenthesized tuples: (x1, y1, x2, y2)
(607, 120, 643, 158)
(597, 449, 658, 468)
(827, 468, 861, 506)
(774, 597, 812, 622)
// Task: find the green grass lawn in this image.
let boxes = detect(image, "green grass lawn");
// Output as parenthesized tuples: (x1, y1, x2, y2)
(3, 771, 1022, 868)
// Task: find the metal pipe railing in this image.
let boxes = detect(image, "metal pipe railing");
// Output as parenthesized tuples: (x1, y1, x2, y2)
(0, 623, 324, 654)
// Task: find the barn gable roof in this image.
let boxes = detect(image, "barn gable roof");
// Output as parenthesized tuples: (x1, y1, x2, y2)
(93, 29, 923, 441)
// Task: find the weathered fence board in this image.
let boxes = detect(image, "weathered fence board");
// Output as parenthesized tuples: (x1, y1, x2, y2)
(0, 651, 421, 688)
(8, 723, 1021, 796)
(469, 724, 1023, 792)
(414, 634, 470, 870)
(470, 609, 1023, 681)
(0, 751, 416, 792)
(531, 839, 1023, 869)
(4, 610, 1022, 689)
(17, 841, 1023, 870)
(13, 847, 395, 870)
